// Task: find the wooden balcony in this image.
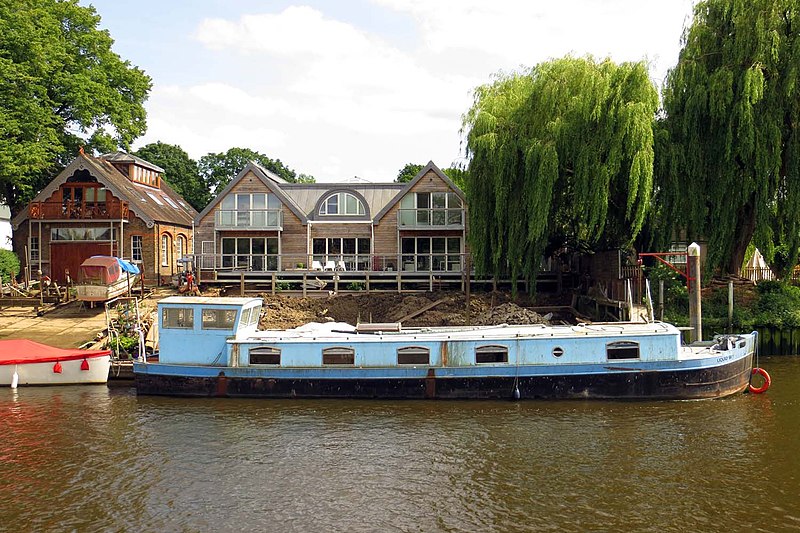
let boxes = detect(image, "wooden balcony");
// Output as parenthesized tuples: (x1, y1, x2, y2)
(29, 199, 129, 220)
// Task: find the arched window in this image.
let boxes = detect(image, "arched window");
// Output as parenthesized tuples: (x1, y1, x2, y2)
(176, 235, 185, 261)
(318, 192, 365, 216)
(161, 234, 171, 267)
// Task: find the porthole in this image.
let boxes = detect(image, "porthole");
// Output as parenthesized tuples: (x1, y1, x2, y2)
(552, 346, 564, 358)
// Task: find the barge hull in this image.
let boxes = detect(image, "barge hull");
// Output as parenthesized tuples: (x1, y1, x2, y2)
(134, 353, 752, 400)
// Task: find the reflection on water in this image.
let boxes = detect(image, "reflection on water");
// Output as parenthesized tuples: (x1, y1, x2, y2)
(1, 357, 799, 532)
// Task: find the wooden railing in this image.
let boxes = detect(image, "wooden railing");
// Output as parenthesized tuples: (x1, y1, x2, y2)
(29, 199, 129, 220)
(194, 253, 470, 273)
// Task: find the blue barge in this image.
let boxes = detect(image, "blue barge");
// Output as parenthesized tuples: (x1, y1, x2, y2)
(133, 297, 756, 400)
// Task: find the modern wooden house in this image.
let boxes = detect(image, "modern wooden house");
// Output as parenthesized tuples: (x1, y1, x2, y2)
(193, 161, 467, 281)
(12, 152, 197, 284)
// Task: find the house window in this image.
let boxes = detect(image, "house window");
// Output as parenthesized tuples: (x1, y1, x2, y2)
(476, 345, 508, 364)
(399, 191, 463, 226)
(146, 191, 164, 206)
(322, 347, 355, 365)
(607, 341, 640, 360)
(131, 235, 143, 262)
(162, 307, 194, 329)
(219, 193, 281, 227)
(311, 237, 370, 270)
(250, 347, 280, 365)
(318, 192, 365, 216)
(30, 236, 39, 261)
(221, 237, 278, 271)
(161, 235, 171, 267)
(176, 235, 185, 261)
(201, 308, 237, 330)
(401, 237, 461, 272)
(397, 347, 430, 365)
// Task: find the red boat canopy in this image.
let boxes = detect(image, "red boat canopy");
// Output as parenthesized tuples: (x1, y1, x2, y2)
(0, 339, 111, 365)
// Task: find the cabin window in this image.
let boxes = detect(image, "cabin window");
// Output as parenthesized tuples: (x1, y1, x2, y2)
(397, 347, 430, 365)
(552, 347, 564, 358)
(246, 306, 261, 327)
(322, 347, 355, 365)
(162, 308, 194, 329)
(476, 345, 508, 364)
(250, 347, 280, 365)
(202, 309, 237, 330)
(607, 341, 640, 360)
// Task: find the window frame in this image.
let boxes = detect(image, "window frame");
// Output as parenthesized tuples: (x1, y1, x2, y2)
(475, 345, 509, 364)
(397, 346, 430, 365)
(250, 346, 281, 365)
(162, 307, 194, 329)
(318, 192, 365, 216)
(606, 341, 640, 360)
(322, 346, 355, 365)
(201, 308, 238, 330)
(131, 235, 143, 262)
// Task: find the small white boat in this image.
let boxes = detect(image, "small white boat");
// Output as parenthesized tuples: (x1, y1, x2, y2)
(75, 256, 140, 302)
(0, 339, 111, 387)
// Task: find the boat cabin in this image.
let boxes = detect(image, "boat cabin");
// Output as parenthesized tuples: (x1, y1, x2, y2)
(158, 296, 262, 365)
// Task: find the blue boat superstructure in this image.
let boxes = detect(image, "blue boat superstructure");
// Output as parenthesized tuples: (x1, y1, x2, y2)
(134, 297, 756, 400)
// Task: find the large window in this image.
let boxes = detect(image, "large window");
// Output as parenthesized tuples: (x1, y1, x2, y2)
(221, 237, 278, 271)
(312, 238, 370, 270)
(202, 308, 237, 330)
(219, 193, 281, 228)
(51, 227, 116, 241)
(250, 347, 280, 365)
(401, 237, 461, 272)
(318, 192, 365, 216)
(162, 307, 194, 329)
(397, 347, 430, 365)
(176, 235, 185, 261)
(399, 191, 463, 227)
(131, 235, 143, 262)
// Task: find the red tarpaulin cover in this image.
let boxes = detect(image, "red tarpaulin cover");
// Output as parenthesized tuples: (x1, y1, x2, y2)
(0, 339, 111, 365)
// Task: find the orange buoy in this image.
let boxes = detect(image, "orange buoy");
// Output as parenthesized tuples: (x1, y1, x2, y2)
(53, 361, 62, 374)
(749, 367, 771, 394)
(80, 358, 90, 371)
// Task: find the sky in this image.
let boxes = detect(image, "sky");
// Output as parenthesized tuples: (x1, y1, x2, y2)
(85, 0, 697, 183)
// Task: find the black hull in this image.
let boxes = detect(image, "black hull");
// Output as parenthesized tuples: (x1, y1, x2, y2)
(135, 353, 753, 400)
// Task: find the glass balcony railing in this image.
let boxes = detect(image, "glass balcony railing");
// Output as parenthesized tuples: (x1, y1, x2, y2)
(215, 209, 283, 230)
(397, 208, 464, 228)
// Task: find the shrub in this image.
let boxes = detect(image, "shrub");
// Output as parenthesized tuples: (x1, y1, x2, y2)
(0, 249, 20, 283)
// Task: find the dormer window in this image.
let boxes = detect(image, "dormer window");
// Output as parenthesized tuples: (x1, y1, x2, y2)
(318, 192, 365, 216)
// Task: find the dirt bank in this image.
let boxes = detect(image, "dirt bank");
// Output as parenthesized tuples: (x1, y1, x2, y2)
(256, 291, 567, 329)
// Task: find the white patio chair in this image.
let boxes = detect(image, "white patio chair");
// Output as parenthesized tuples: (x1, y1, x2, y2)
(335, 260, 346, 271)
(323, 261, 335, 271)
(311, 260, 323, 271)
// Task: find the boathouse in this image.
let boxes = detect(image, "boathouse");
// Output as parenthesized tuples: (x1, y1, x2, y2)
(11, 151, 197, 284)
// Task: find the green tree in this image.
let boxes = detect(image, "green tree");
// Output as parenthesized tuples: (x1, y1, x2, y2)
(395, 163, 423, 183)
(133, 142, 209, 211)
(657, 0, 800, 277)
(462, 56, 658, 286)
(199, 147, 313, 192)
(0, 0, 151, 212)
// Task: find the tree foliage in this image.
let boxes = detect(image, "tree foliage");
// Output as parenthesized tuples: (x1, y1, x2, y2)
(657, 0, 800, 277)
(462, 56, 658, 286)
(199, 147, 314, 192)
(0, 249, 20, 283)
(133, 142, 209, 211)
(0, 0, 151, 212)
(395, 162, 468, 191)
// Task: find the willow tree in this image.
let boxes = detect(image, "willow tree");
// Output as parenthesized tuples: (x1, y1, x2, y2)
(463, 57, 659, 286)
(658, 0, 800, 276)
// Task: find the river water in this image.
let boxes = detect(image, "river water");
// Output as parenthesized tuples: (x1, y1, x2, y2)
(1, 357, 798, 533)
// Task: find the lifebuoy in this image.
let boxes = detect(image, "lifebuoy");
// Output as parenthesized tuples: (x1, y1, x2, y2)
(749, 367, 771, 394)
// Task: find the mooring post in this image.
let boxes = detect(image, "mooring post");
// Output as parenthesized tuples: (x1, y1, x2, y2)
(688, 242, 702, 342)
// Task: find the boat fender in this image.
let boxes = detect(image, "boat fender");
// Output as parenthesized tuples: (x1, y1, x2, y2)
(11, 369, 18, 389)
(80, 359, 90, 371)
(748, 367, 771, 394)
(53, 361, 62, 374)
(513, 386, 520, 400)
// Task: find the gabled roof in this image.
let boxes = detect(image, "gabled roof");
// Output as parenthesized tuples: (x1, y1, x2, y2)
(372, 161, 465, 223)
(11, 153, 197, 229)
(195, 162, 307, 224)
